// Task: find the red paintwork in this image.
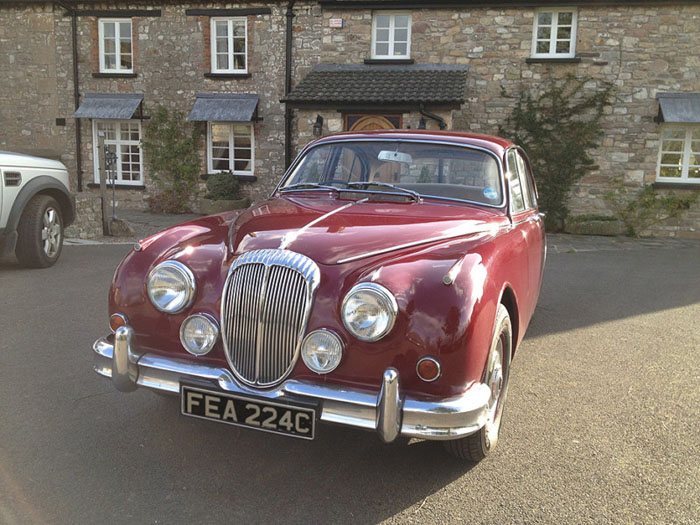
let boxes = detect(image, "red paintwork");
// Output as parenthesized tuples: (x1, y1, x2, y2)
(108, 133, 544, 399)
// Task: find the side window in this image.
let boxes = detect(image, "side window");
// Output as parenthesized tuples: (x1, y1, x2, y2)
(516, 151, 537, 209)
(507, 151, 526, 213)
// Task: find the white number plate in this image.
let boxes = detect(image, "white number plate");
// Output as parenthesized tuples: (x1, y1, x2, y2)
(180, 385, 316, 440)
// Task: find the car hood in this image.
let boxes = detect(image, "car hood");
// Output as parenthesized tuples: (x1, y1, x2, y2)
(230, 195, 506, 265)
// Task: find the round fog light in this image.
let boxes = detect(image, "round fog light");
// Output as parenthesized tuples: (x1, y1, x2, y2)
(416, 357, 441, 382)
(301, 330, 343, 374)
(180, 314, 219, 356)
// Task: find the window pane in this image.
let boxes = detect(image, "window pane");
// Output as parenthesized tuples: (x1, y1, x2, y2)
(375, 42, 389, 56)
(556, 40, 571, 53)
(376, 28, 390, 42)
(538, 12, 552, 25)
(536, 41, 550, 54)
(689, 167, 700, 178)
(393, 42, 407, 56)
(233, 54, 245, 70)
(103, 22, 115, 38)
(120, 54, 132, 70)
(557, 26, 572, 40)
(213, 158, 229, 171)
(661, 153, 682, 166)
(659, 166, 682, 178)
(215, 21, 228, 38)
(537, 27, 551, 40)
(233, 38, 245, 53)
(120, 22, 131, 38)
(693, 129, 700, 140)
(233, 124, 251, 138)
(558, 12, 573, 25)
(375, 15, 390, 28)
(217, 54, 229, 70)
(104, 54, 116, 70)
(663, 140, 684, 152)
(394, 28, 408, 42)
(216, 37, 228, 54)
(234, 159, 251, 172)
(663, 128, 684, 140)
(232, 20, 246, 37)
(104, 38, 116, 54)
(394, 15, 410, 28)
(689, 154, 699, 166)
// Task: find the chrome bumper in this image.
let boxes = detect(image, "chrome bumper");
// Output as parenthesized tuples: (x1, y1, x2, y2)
(93, 326, 491, 442)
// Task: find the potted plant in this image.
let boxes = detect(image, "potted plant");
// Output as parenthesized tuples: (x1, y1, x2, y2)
(199, 172, 250, 215)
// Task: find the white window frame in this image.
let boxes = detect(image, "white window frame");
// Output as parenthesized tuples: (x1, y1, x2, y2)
(531, 8, 578, 59)
(207, 122, 255, 176)
(656, 124, 700, 184)
(371, 12, 412, 60)
(98, 18, 133, 73)
(210, 17, 248, 74)
(91, 120, 143, 186)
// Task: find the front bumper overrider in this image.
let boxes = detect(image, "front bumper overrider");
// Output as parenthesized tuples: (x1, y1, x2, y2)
(92, 326, 491, 443)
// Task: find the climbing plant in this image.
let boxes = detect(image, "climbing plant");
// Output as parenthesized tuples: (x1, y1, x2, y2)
(498, 75, 614, 230)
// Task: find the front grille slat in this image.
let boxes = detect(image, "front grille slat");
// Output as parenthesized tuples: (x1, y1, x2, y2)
(221, 250, 320, 387)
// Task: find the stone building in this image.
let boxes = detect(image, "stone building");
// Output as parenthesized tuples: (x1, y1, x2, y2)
(1, 0, 699, 237)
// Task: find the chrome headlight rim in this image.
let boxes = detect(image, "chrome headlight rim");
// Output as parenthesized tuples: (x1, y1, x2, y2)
(341, 282, 398, 342)
(146, 260, 196, 314)
(301, 328, 344, 374)
(179, 313, 219, 356)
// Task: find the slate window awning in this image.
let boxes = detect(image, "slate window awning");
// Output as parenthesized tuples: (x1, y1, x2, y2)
(73, 93, 144, 119)
(656, 93, 700, 123)
(282, 64, 469, 110)
(188, 93, 260, 122)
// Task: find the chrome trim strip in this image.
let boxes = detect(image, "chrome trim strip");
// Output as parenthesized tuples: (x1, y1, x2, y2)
(93, 332, 491, 441)
(279, 199, 360, 250)
(273, 138, 507, 210)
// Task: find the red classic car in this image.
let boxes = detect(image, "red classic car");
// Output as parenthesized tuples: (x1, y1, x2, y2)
(93, 130, 545, 461)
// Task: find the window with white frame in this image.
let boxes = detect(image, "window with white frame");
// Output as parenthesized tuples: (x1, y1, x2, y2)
(531, 8, 577, 58)
(208, 122, 254, 175)
(211, 18, 248, 73)
(98, 19, 133, 73)
(92, 120, 143, 185)
(371, 12, 411, 59)
(657, 125, 700, 183)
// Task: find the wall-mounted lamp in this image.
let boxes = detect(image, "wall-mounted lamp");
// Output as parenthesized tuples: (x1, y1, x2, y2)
(313, 115, 324, 137)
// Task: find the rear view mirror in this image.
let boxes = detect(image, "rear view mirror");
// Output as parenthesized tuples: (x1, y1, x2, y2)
(378, 150, 412, 164)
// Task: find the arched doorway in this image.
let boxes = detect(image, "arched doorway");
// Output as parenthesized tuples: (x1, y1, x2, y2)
(345, 114, 402, 131)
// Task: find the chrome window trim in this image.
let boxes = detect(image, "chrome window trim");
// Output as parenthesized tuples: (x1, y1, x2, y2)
(341, 282, 398, 342)
(220, 249, 321, 388)
(273, 138, 508, 210)
(146, 260, 196, 314)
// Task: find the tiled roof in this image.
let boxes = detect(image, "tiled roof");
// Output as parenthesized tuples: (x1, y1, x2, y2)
(283, 64, 469, 107)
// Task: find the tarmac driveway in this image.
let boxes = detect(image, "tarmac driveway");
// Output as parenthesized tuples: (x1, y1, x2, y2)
(0, 238, 698, 524)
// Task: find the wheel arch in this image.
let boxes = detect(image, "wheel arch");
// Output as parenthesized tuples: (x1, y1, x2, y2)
(499, 285, 519, 358)
(6, 177, 75, 232)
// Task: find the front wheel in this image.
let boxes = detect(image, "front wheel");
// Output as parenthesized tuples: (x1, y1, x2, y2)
(15, 195, 64, 268)
(443, 303, 512, 461)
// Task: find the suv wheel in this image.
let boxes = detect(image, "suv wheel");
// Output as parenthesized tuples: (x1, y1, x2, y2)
(15, 195, 64, 268)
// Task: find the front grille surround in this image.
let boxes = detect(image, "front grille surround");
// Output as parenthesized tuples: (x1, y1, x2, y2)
(220, 249, 321, 388)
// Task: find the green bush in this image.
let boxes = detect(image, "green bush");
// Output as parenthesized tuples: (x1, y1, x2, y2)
(206, 172, 241, 201)
(142, 106, 201, 213)
(498, 75, 613, 231)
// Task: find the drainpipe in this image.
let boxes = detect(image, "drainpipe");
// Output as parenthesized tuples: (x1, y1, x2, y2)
(284, 1, 296, 169)
(419, 104, 447, 131)
(56, 1, 83, 191)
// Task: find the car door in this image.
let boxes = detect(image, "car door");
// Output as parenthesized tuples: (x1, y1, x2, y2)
(515, 149, 545, 299)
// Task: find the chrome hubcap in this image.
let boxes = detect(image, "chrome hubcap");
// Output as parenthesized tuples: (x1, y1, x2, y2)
(41, 207, 61, 258)
(484, 335, 505, 448)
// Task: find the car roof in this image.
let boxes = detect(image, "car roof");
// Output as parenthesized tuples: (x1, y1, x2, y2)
(309, 129, 515, 156)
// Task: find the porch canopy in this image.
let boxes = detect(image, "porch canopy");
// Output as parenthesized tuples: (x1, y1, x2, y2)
(188, 93, 260, 121)
(657, 92, 700, 123)
(73, 93, 144, 119)
(282, 64, 469, 110)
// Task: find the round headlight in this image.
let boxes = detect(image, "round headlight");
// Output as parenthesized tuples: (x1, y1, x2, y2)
(147, 260, 196, 314)
(341, 283, 398, 342)
(301, 330, 344, 374)
(180, 314, 219, 356)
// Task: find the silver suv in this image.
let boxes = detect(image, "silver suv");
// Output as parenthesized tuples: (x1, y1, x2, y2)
(0, 152, 75, 268)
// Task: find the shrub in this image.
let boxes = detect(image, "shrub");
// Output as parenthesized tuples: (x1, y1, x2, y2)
(142, 106, 201, 213)
(498, 75, 613, 231)
(206, 172, 241, 201)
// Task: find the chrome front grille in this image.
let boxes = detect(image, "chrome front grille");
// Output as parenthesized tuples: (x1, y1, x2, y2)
(221, 250, 320, 387)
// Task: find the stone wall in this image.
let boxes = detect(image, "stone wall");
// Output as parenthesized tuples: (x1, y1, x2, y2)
(64, 192, 104, 239)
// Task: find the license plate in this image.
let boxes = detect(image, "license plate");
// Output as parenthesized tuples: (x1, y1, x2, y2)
(180, 385, 316, 440)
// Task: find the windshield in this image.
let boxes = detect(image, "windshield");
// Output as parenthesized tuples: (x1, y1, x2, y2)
(282, 141, 503, 206)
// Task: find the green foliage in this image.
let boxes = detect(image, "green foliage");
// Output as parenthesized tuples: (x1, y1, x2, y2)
(605, 178, 699, 236)
(205, 172, 241, 200)
(142, 106, 201, 213)
(498, 75, 613, 230)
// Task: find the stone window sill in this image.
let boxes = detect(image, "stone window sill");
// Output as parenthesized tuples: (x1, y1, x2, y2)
(652, 182, 700, 190)
(204, 73, 252, 80)
(525, 57, 582, 64)
(200, 173, 257, 182)
(92, 73, 138, 78)
(364, 59, 415, 65)
(87, 183, 146, 190)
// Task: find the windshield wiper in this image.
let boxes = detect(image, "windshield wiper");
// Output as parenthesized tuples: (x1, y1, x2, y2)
(280, 182, 340, 193)
(346, 181, 421, 202)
